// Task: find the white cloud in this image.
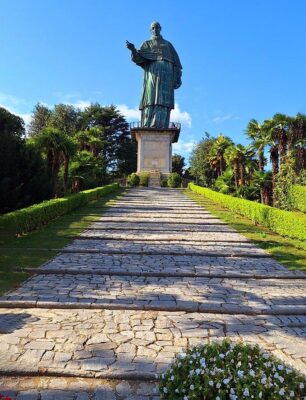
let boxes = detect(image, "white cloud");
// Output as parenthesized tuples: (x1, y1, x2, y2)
(71, 100, 91, 110)
(212, 113, 240, 123)
(173, 140, 196, 154)
(117, 104, 141, 120)
(172, 103, 192, 128)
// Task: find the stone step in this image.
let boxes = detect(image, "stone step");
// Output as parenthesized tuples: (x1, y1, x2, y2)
(16, 268, 306, 280)
(64, 239, 269, 258)
(0, 377, 159, 399)
(0, 308, 305, 378)
(41, 253, 291, 276)
(2, 274, 305, 314)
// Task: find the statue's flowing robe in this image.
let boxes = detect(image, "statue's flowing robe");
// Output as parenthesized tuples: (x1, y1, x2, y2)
(131, 35, 182, 127)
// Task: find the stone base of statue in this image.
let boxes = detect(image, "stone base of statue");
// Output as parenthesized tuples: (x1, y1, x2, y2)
(130, 122, 180, 186)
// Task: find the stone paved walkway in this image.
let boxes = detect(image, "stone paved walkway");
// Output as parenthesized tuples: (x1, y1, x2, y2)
(0, 188, 305, 399)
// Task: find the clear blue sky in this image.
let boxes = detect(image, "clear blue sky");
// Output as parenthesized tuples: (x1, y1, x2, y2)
(1, 0, 306, 162)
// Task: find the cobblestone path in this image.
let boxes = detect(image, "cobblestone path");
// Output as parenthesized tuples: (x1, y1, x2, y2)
(0, 188, 305, 399)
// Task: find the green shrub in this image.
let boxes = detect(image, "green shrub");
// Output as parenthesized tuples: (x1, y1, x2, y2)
(290, 185, 306, 212)
(189, 183, 306, 241)
(160, 340, 306, 399)
(161, 178, 168, 187)
(127, 173, 140, 187)
(0, 183, 119, 236)
(167, 172, 182, 188)
(139, 173, 149, 187)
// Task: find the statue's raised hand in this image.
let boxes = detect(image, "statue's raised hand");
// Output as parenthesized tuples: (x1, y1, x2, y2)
(126, 40, 136, 51)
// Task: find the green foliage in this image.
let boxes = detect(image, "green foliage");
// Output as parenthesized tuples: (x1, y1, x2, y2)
(290, 185, 306, 212)
(189, 183, 306, 241)
(172, 154, 185, 176)
(127, 173, 140, 187)
(28, 103, 52, 137)
(167, 172, 182, 188)
(189, 133, 218, 186)
(213, 168, 234, 194)
(161, 177, 168, 187)
(0, 183, 119, 236)
(274, 154, 297, 210)
(160, 340, 306, 399)
(69, 150, 107, 190)
(139, 173, 149, 187)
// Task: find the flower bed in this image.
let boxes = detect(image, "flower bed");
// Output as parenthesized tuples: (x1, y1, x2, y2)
(160, 341, 306, 399)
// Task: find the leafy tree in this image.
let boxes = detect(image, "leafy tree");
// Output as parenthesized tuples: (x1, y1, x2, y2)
(49, 104, 81, 136)
(274, 153, 297, 210)
(0, 107, 52, 213)
(79, 103, 131, 172)
(245, 119, 268, 172)
(172, 154, 185, 175)
(189, 133, 217, 186)
(213, 168, 235, 194)
(28, 103, 52, 136)
(69, 150, 107, 191)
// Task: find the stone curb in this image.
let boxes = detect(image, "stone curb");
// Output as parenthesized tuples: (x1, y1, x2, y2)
(1, 300, 306, 315)
(16, 267, 306, 280)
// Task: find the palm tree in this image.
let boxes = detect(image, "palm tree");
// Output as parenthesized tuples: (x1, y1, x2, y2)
(272, 113, 289, 164)
(208, 134, 233, 176)
(245, 119, 268, 172)
(252, 171, 272, 205)
(35, 127, 76, 194)
(224, 145, 240, 188)
(262, 119, 279, 203)
(288, 113, 306, 173)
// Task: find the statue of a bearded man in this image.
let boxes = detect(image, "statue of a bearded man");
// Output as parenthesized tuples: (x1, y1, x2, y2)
(126, 22, 182, 128)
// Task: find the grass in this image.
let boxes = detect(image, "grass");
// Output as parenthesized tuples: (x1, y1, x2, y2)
(183, 189, 306, 272)
(0, 188, 126, 295)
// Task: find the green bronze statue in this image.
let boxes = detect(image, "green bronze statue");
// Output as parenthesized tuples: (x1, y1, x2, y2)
(126, 21, 182, 128)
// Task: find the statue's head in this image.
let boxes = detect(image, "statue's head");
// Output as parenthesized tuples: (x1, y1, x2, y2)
(151, 21, 161, 37)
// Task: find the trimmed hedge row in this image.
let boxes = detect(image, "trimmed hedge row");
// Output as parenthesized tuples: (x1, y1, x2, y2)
(189, 183, 306, 241)
(0, 183, 119, 236)
(290, 185, 306, 213)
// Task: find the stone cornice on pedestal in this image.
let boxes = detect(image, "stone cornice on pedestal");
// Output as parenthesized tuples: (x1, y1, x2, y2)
(130, 122, 181, 143)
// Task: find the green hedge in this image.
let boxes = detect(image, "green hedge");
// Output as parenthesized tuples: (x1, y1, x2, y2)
(290, 185, 306, 213)
(189, 183, 306, 241)
(0, 183, 119, 236)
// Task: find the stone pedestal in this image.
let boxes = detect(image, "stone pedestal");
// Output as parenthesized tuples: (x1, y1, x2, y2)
(131, 125, 180, 175)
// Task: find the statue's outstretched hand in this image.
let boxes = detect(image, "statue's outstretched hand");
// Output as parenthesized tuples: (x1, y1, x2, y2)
(126, 40, 136, 51)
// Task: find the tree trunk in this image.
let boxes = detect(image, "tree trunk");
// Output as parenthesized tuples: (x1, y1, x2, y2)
(278, 129, 287, 165)
(258, 145, 265, 172)
(233, 161, 239, 188)
(270, 145, 279, 205)
(239, 163, 245, 186)
(63, 156, 69, 193)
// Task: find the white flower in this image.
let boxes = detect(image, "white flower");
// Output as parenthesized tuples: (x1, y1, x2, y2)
(277, 364, 284, 371)
(223, 378, 230, 385)
(260, 377, 267, 384)
(178, 362, 182, 367)
(190, 384, 194, 391)
(175, 388, 179, 393)
(180, 353, 186, 359)
(209, 380, 214, 386)
(195, 368, 201, 375)
(163, 387, 168, 393)
(279, 388, 285, 395)
(286, 368, 292, 374)
(183, 396, 189, 400)
(219, 353, 225, 359)
(237, 361, 241, 367)
(258, 392, 262, 399)
(216, 397, 221, 400)
(216, 382, 221, 389)
(274, 372, 279, 379)
(299, 382, 304, 389)
(230, 395, 237, 400)
(243, 388, 250, 397)
(263, 353, 269, 359)
(200, 357, 206, 367)
(237, 370, 244, 378)
(279, 376, 284, 383)
(249, 369, 255, 377)
(170, 375, 174, 381)
(161, 373, 165, 379)
(289, 391, 295, 397)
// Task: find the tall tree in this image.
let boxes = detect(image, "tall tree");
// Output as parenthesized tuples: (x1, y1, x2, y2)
(245, 119, 268, 172)
(28, 103, 52, 136)
(172, 154, 185, 176)
(49, 104, 81, 136)
(208, 134, 233, 176)
(189, 133, 217, 186)
(79, 104, 131, 172)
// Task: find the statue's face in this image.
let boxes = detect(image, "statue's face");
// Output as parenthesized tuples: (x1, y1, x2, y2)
(151, 23, 161, 37)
